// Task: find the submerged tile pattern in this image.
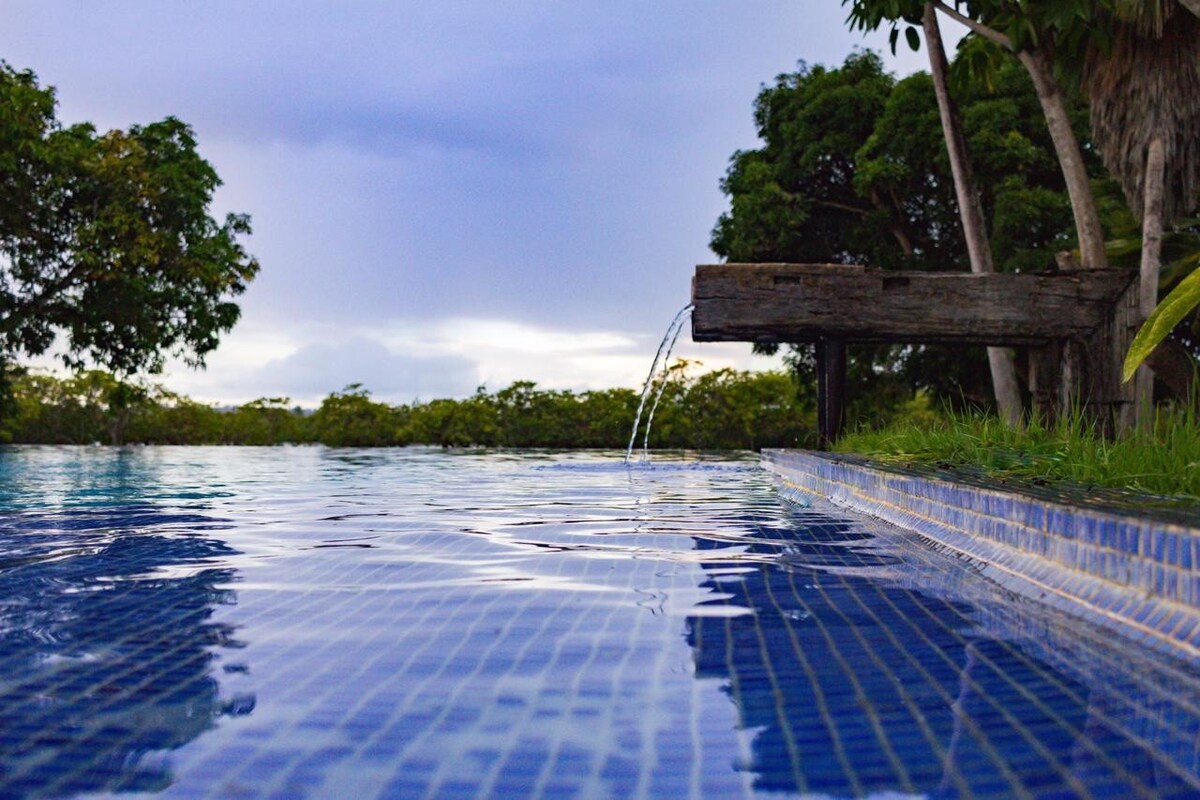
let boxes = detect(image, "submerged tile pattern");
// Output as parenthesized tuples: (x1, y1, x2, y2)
(764, 449, 1200, 658)
(0, 447, 1199, 798)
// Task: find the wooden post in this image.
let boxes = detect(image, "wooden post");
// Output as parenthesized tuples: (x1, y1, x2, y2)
(1093, 278, 1140, 436)
(816, 337, 846, 449)
(1029, 342, 1063, 427)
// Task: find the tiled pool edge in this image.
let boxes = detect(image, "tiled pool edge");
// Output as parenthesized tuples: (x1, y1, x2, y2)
(763, 449, 1200, 660)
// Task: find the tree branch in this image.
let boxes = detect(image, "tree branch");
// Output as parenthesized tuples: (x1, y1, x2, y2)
(814, 200, 870, 216)
(0, 263, 89, 335)
(931, 1, 1014, 50)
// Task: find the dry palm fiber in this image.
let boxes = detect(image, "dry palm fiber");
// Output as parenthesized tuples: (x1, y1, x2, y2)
(1081, 2, 1200, 222)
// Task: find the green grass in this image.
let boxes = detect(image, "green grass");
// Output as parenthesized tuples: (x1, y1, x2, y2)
(835, 403, 1200, 504)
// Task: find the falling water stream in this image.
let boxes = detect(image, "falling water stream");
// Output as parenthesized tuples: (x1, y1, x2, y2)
(625, 304, 693, 463)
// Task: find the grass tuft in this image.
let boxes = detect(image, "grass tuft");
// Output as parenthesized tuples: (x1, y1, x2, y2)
(835, 401, 1200, 503)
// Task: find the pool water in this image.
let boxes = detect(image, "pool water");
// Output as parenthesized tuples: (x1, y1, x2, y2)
(0, 446, 1198, 799)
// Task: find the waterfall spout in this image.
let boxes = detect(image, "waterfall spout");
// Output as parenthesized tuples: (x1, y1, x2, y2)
(625, 305, 693, 464)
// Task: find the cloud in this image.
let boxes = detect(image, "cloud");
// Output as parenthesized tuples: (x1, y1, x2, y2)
(0, 2, 925, 407)
(254, 338, 479, 404)
(153, 316, 783, 407)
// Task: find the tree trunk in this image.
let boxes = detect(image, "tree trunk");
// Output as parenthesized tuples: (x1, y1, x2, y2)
(923, 4, 1023, 426)
(1135, 134, 1167, 428)
(1016, 48, 1109, 271)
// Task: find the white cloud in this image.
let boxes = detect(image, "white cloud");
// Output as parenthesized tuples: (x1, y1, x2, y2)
(153, 315, 783, 407)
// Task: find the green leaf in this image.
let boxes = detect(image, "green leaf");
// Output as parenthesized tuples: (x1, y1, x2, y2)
(905, 26, 921, 51)
(1124, 267, 1200, 382)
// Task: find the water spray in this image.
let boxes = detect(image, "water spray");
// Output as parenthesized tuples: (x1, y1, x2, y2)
(625, 304, 693, 464)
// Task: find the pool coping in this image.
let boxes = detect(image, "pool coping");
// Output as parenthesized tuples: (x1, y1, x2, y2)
(762, 449, 1200, 660)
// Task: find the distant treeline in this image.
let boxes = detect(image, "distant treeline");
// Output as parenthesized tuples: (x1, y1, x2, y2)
(0, 365, 819, 450)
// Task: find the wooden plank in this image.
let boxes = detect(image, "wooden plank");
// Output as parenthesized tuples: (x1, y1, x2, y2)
(691, 263, 1135, 346)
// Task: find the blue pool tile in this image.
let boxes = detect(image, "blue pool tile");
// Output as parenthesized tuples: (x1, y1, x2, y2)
(7, 448, 1200, 800)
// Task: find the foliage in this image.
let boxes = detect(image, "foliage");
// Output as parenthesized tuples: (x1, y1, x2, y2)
(1105, 205, 1200, 371)
(0, 63, 258, 388)
(711, 49, 1109, 411)
(309, 385, 400, 447)
(0, 367, 814, 451)
(844, 0, 1113, 59)
(5, 369, 163, 445)
(712, 52, 914, 269)
(836, 403, 1200, 500)
(845, 1, 1200, 401)
(217, 397, 310, 445)
(1124, 267, 1200, 381)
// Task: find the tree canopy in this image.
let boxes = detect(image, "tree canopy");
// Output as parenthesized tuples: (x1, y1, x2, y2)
(710, 49, 1108, 411)
(0, 366, 818, 451)
(0, 62, 258, 383)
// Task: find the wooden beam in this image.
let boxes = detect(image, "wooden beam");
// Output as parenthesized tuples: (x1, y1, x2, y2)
(691, 263, 1134, 346)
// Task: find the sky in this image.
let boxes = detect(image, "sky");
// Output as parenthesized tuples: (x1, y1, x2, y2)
(0, 2, 956, 406)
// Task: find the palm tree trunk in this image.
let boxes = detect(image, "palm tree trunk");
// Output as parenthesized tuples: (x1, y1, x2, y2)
(1016, 48, 1109, 270)
(923, 4, 1023, 425)
(1135, 134, 1167, 428)
(931, 0, 1110, 272)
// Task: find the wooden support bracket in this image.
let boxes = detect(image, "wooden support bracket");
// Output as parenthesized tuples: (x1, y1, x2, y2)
(691, 263, 1135, 347)
(691, 262, 1141, 439)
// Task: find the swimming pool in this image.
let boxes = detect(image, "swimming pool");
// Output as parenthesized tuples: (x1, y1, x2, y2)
(0, 446, 1198, 798)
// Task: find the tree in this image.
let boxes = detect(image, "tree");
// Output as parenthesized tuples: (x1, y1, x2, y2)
(221, 397, 308, 445)
(712, 52, 913, 269)
(845, 0, 1200, 429)
(921, 4, 1022, 424)
(712, 50, 1099, 417)
(1080, 4, 1200, 419)
(711, 52, 968, 417)
(0, 63, 258, 391)
(844, 1, 1115, 278)
(310, 385, 399, 447)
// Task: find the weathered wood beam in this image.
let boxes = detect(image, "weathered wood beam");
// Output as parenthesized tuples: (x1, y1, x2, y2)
(691, 263, 1135, 346)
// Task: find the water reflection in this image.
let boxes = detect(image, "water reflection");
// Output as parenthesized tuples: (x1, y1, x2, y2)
(687, 508, 1200, 798)
(0, 453, 250, 798)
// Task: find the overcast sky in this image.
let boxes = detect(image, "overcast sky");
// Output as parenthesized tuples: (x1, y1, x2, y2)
(0, 2, 952, 405)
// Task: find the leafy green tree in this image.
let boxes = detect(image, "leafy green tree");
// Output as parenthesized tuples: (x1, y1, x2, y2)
(712, 52, 910, 269)
(574, 388, 639, 448)
(0, 369, 823, 450)
(846, 1, 1110, 272)
(310, 384, 399, 447)
(679, 368, 814, 450)
(712, 48, 1116, 418)
(0, 63, 258, 398)
(2, 368, 156, 444)
(1, 369, 89, 443)
(63, 370, 150, 445)
(128, 393, 225, 445)
(846, 1, 1200, 425)
(1083, 3, 1200, 403)
(400, 390, 502, 447)
(636, 361, 815, 450)
(490, 381, 581, 448)
(220, 397, 308, 445)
